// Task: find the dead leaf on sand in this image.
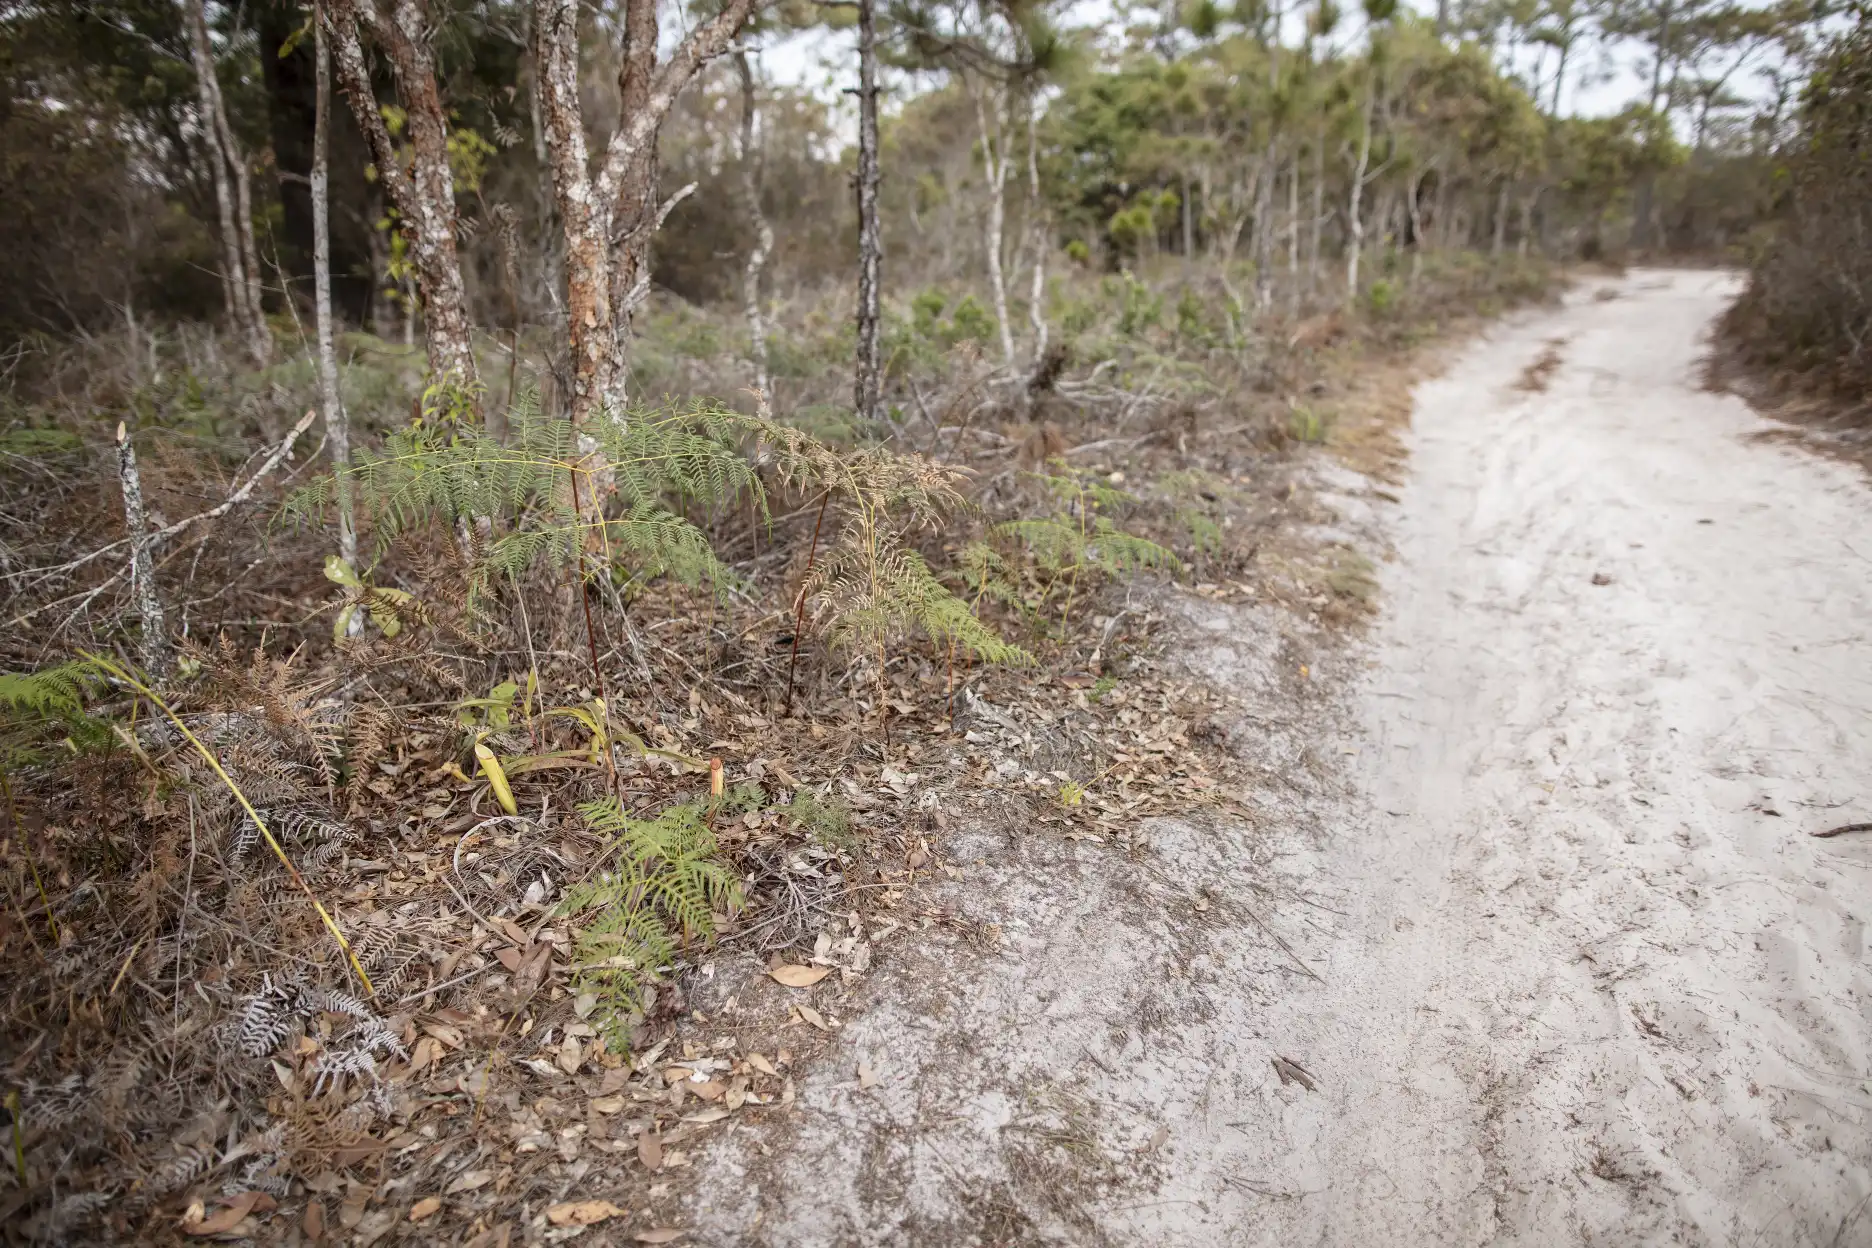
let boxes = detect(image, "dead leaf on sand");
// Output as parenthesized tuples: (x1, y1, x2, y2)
(545, 1200, 626, 1227)
(768, 963, 831, 988)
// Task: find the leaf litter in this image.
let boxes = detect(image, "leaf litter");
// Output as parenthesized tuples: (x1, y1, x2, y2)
(0, 278, 1549, 1245)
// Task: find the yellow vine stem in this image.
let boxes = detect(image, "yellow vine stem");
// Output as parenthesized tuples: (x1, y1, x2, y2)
(83, 654, 375, 996)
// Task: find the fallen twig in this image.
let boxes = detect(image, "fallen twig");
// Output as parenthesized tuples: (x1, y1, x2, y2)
(1811, 822, 1872, 838)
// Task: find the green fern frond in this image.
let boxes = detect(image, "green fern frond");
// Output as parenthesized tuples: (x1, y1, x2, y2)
(560, 797, 744, 1050)
(0, 658, 117, 764)
(0, 660, 110, 718)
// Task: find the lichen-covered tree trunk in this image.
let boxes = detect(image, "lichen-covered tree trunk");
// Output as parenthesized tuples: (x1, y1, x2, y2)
(970, 80, 1017, 371)
(324, 0, 479, 403)
(1253, 138, 1277, 309)
(115, 423, 170, 677)
(854, 0, 884, 424)
(1023, 95, 1049, 372)
(736, 50, 774, 404)
(312, 13, 357, 574)
(1287, 152, 1301, 311)
(1346, 88, 1375, 302)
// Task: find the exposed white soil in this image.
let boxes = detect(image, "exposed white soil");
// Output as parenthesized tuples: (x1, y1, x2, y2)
(689, 270, 1872, 1246)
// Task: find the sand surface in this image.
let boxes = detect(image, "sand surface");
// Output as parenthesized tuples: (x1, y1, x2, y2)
(692, 270, 1872, 1245)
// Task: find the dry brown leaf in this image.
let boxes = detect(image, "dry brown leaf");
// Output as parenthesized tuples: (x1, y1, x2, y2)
(409, 1197, 442, 1223)
(589, 1095, 625, 1114)
(410, 1035, 443, 1074)
(447, 1169, 494, 1195)
(689, 1079, 726, 1101)
(859, 1061, 878, 1089)
(638, 1132, 664, 1171)
(507, 941, 552, 1006)
(635, 1229, 687, 1243)
(545, 1200, 626, 1227)
(599, 1066, 633, 1095)
(747, 1052, 777, 1076)
(557, 1036, 585, 1075)
(797, 1004, 833, 1031)
(768, 964, 831, 988)
(424, 1022, 465, 1050)
(182, 1191, 263, 1236)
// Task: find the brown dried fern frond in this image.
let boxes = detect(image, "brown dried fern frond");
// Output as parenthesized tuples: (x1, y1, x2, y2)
(342, 701, 396, 811)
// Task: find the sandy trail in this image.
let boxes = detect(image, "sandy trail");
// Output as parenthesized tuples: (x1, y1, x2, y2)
(1286, 268, 1872, 1245)
(692, 271, 1872, 1246)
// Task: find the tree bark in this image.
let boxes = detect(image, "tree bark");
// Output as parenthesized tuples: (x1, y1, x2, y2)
(1253, 138, 1277, 308)
(1407, 165, 1429, 280)
(736, 50, 774, 406)
(323, 0, 479, 402)
(116, 422, 170, 677)
(1024, 94, 1049, 372)
(1346, 89, 1375, 302)
(1492, 178, 1509, 254)
(1309, 139, 1325, 294)
(970, 78, 1017, 370)
(186, 0, 270, 366)
(533, 0, 757, 437)
(853, 0, 884, 424)
(313, 12, 358, 577)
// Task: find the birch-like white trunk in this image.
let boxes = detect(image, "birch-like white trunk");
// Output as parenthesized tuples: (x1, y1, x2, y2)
(312, 14, 357, 575)
(1253, 138, 1277, 309)
(853, 0, 884, 422)
(971, 80, 1017, 371)
(1345, 89, 1375, 302)
(735, 50, 774, 405)
(1024, 97, 1048, 370)
(116, 422, 170, 676)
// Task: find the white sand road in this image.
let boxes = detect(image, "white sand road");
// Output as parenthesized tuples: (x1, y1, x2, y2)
(692, 270, 1872, 1246)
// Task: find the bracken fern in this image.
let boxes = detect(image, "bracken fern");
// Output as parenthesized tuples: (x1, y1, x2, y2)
(558, 797, 743, 1047)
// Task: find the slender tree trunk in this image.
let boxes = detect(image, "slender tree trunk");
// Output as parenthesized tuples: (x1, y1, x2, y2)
(1253, 139, 1277, 308)
(186, 0, 269, 365)
(1286, 153, 1300, 280)
(116, 423, 170, 677)
(735, 50, 774, 406)
(971, 79, 1017, 370)
(1551, 39, 1570, 115)
(1024, 95, 1049, 371)
(1492, 179, 1509, 254)
(324, 0, 478, 401)
(221, 107, 268, 363)
(312, 15, 357, 575)
(1408, 166, 1428, 280)
(1181, 173, 1194, 261)
(1346, 90, 1374, 302)
(854, 0, 884, 422)
(1648, 3, 1673, 112)
(600, 0, 664, 409)
(1309, 139, 1324, 294)
(535, 0, 616, 440)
